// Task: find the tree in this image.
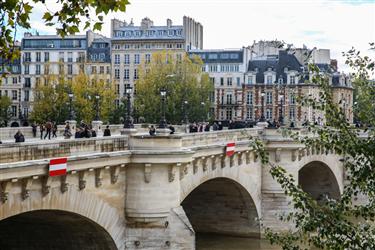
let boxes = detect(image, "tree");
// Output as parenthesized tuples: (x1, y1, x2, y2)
(134, 51, 213, 124)
(251, 44, 375, 249)
(71, 73, 116, 123)
(30, 72, 116, 124)
(0, 0, 129, 63)
(0, 96, 12, 127)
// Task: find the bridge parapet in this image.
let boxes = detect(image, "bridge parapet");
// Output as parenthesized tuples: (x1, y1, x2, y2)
(0, 135, 129, 164)
(181, 128, 262, 147)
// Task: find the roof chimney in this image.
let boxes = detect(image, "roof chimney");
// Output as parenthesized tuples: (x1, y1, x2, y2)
(167, 18, 172, 28)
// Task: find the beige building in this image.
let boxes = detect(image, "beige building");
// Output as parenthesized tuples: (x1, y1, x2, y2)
(0, 42, 22, 126)
(110, 17, 203, 106)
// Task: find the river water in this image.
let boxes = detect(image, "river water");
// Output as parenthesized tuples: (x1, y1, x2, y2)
(196, 234, 280, 250)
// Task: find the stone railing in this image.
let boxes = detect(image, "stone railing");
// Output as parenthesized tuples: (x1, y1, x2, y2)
(0, 135, 129, 164)
(181, 128, 261, 148)
(0, 123, 188, 141)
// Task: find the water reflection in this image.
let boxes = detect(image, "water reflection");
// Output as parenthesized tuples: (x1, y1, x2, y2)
(196, 233, 280, 250)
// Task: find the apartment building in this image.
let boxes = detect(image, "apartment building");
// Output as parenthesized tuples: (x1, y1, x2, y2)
(110, 16, 203, 105)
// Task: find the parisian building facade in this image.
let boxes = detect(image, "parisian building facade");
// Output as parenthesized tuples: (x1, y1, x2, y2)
(0, 17, 353, 126)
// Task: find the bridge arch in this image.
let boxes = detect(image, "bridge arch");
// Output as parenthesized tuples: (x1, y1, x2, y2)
(0, 187, 126, 250)
(181, 177, 260, 238)
(0, 210, 117, 250)
(298, 160, 341, 201)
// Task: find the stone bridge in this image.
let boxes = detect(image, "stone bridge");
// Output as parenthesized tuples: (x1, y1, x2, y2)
(0, 128, 344, 249)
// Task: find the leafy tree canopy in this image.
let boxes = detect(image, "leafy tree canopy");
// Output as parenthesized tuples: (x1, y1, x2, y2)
(134, 51, 213, 124)
(0, 0, 129, 62)
(252, 44, 375, 249)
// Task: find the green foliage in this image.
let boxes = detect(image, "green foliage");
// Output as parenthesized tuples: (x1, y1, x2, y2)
(30, 72, 116, 124)
(252, 45, 375, 249)
(134, 51, 213, 124)
(0, 0, 129, 63)
(0, 95, 12, 126)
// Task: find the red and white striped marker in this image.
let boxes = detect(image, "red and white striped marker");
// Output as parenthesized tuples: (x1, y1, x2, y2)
(49, 157, 68, 177)
(226, 142, 236, 157)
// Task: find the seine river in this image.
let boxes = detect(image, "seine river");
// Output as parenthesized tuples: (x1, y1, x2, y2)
(196, 234, 280, 250)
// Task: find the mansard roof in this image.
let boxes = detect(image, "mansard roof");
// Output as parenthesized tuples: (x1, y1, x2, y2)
(247, 50, 303, 83)
(188, 49, 243, 63)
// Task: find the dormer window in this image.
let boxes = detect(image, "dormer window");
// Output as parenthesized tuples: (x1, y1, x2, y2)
(268, 67, 272, 71)
(267, 75, 273, 84)
(284, 67, 288, 73)
(290, 75, 296, 84)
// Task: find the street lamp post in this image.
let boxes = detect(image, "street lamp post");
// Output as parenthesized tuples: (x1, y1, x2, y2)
(260, 92, 265, 122)
(68, 93, 74, 120)
(183, 100, 188, 124)
(94, 95, 100, 121)
(201, 101, 205, 122)
(279, 94, 284, 125)
(124, 86, 134, 128)
(158, 88, 167, 129)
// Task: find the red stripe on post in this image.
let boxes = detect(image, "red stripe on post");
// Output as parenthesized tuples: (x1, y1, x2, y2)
(49, 169, 67, 177)
(227, 142, 235, 147)
(50, 158, 67, 165)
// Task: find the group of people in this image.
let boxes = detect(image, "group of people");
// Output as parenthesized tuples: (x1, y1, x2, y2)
(189, 122, 212, 133)
(31, 121, 58, 140)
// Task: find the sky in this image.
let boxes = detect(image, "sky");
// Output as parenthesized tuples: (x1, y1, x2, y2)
(25, 0, 375, 72)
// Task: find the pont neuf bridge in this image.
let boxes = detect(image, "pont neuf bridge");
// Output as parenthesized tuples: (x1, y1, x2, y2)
(0, 127, 344, 249)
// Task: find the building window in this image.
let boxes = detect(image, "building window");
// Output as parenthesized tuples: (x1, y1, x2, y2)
(134, 54, 140, 64)
(226, 94, 232, 104)
(35, 77, 40, 86)
(290, 75, 296, 84)
(36, 52, 41, 62)
(246, 92, 253, 105)
(24, 52, 31, 62)
(246, 109, 253, 120)
(12, 77, 17, 84)
(99, 66, 104, 74)
(220, 77, 224, 86)
(24, 64, 29, 74)
(12, 90, 17, 100)
(248, 76, 253, 84)
(266, 92, 273, 104)
(145, 54, 151, 64)
(67, 64, 73, 75)
(290, 93, 296, 104)
(266, 108, 272, 120)
(91, 66, 97, 74)
(209, 65, 217, 72)
(124, 69, 130, 80)
(176, 44, 183, 49)
(267, 75, 273, 84)
(134, 69, 138, 79)
(227, 77, 232, 86)
(236, 77, 241, 86)
(24, 90, 30, 101)
(106, 66, 110, 74)
(114, 54, 120, 65)
(59, 52, 64, 62)
(115, 68, 120, 79)
(289, 107, 295, 121)
(68, 52, 73, 62)
(24, 78, 31, 88)
(44, 65, 49, 75)
(124, 54, 130, 64)
(226, 108, 232, 120)
(11, 106, 17, 117)
(59, 65, 64, 74)
(210, 77, 215, 85)
(44, 52, 49, 62)
(36, 64, 41, 75)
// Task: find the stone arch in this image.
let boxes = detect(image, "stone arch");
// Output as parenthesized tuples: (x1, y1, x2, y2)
(0, 187, 126, 250)
(10, 121, 19, 127)
(181, 177, 260, 238)
(298, 161, 341, 201)
(0, 210, 117, 250)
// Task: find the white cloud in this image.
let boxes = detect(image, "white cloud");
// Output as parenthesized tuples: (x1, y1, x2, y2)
(23, 0, 375, 71)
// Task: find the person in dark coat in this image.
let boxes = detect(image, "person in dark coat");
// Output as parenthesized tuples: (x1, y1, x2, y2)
(39, 124, 45, 140)
(52, 122, 58, 138)
(14, 130, 25, 143)
(169, 125, 175, 135)
(103, 125, 111, 136)
(44, 121, 52, 140)
(149, 125, 156, 136)
(31, 123, 37, 137)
